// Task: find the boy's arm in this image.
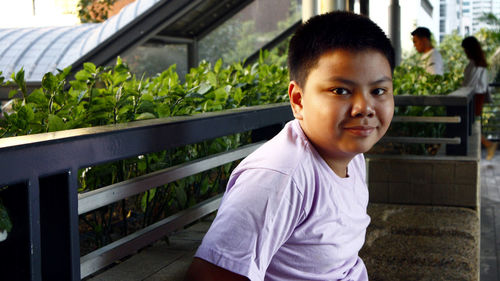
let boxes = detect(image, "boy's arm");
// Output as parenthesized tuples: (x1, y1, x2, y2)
(184, 257, 249, 281)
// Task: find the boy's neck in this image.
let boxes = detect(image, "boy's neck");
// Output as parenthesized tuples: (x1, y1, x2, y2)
(324, 158, 350, 178)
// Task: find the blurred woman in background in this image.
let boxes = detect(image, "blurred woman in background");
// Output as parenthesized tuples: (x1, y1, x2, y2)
(462, 36, 497, 160)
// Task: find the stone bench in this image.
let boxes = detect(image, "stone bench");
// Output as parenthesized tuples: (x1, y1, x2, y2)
(360, 203, 479, 281)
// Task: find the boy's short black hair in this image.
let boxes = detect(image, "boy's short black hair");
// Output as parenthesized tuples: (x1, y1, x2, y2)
(411, 27, 431, 39)
(288, 11, 395, 87)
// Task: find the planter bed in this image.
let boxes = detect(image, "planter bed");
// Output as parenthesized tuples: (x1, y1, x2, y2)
(361, 203, 479, 281)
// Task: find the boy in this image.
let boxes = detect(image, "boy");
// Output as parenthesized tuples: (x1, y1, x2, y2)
(185, 11, 395, 281)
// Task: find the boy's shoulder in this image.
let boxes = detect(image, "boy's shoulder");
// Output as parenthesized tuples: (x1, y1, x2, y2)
(234, 120, 315, 176)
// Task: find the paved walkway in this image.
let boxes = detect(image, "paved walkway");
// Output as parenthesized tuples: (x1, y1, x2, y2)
(85, 217, 213, 281)
(480, 148, 500, 281)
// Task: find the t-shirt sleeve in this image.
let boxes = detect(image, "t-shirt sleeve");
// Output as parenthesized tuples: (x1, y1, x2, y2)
(195, 168, 305, 281)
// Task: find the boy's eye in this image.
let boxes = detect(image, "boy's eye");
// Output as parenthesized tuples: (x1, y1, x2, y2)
(330, 88, 350, 95)
(372, 88, 386, 95)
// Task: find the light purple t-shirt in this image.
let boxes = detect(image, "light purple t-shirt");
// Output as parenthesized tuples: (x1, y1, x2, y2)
(195, 120, 370, 281)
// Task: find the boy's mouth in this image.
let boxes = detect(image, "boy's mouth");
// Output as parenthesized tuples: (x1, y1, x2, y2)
(344, 126, 376, 137)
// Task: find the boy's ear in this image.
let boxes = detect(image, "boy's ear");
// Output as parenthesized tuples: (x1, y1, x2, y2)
(288, 81, 304, 120)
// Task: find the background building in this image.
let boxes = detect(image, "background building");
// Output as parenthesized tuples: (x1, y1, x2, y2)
(370, 0, 440, 54)
(472, 0, 500, 33)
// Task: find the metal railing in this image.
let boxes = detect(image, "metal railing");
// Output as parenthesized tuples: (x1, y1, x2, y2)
(0, 103, 293, 281)
(386, 87, 475, 156)
(482, 83, 500, 141)
(0, 87, 475, 281)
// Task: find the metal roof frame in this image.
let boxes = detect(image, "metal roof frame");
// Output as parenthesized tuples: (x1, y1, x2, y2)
(70, 0, 254, 73)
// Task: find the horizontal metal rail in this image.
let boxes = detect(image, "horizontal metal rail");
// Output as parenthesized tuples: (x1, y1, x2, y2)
(392, 116, 461, 123)
(80, 194, 222, 279)
(0, 102, 293, 186)
(78, 142, 263, 215)
(380, 136, 461, 145)
(394, 87, 473, 106)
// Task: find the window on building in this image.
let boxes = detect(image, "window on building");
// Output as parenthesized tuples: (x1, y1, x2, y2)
(440, 4, 446, 17)
(199, 0, 301, 65)
(421, 0, 433, 17)
(122, 44, 188, 79)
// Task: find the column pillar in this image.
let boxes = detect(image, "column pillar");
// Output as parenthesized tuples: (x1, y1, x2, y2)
(359, 0, 369, 16)
(302, 0, 316, 22)
(389, 0, 401, 66)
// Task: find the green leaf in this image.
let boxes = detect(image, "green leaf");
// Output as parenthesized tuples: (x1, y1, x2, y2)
(174, 184, 187, 207)
(27, 89, 48, 104)
(214, 58, 223, 74)
(14, 68, 25, 86)
(74, 69, 91, 81)
(117, 106, 131, 116)
(137, 160, 147, 172)
(198, 82, 212, 95)
(41, 72, 57, 90)
(8, 90, 18, 99)
(83, 62, 97, 74)
(48, 114, 66, 132)
(206, 72, 217, 87)
(214, 87, 228, 103)
(136, 100, 155, 114)
(200, 176, 210, 195)
(0, 201, 12, 233)
(140, 188, 156, 212)
(157, 104, 171, 118)
(135, 112, 156, 120)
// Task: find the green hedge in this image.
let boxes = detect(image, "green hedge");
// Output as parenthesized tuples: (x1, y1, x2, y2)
(0, 52, 291, 250)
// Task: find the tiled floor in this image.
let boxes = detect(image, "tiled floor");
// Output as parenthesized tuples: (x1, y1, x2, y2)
(480, 148, 500, 281)
(85, 217, 213, 281)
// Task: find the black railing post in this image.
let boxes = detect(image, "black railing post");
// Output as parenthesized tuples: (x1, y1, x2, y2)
(251, 123, 285, 142)
(39, 171, 80, 281)
(469, 97, 475, 136)
(0, 180, 42, 281)
(446, 104, 469, 155)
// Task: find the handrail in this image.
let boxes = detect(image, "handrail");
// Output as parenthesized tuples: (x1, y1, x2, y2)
(392, 116, 461, 123)
(393, 87, 473, 106)
(380, 136, 461, 145)
(78, 142, 263, 215)
(0, 103, 292, 186)
(386, 87, 475, 154)
(0, 103, 293, 281)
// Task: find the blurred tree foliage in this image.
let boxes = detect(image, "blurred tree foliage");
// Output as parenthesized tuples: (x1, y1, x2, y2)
(78, 0, 117, 23)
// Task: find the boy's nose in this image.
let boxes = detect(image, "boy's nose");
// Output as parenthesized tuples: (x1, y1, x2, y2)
(351, 93, 375, 117)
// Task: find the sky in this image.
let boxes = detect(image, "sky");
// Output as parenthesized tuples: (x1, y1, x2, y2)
(0, 0, 80, 28)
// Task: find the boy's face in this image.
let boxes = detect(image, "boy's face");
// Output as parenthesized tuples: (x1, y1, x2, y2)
(289, 49, 394, 164)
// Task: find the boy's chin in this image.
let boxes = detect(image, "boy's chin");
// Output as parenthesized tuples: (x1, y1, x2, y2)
(348, 143, 378, 155)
